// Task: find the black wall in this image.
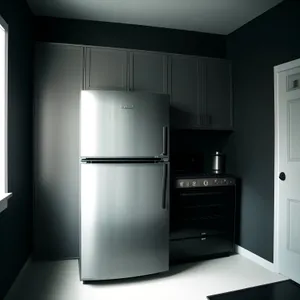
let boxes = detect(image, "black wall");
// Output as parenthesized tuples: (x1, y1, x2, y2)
(34, 17, 226, 58)
(0, 0, 33, 298)
(226, 0, 300, 262)
(171, 130, 232, 174)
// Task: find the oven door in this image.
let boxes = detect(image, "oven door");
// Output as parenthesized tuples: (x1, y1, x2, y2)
(170, 186, 236, 240)
(170, 186, 236, 263)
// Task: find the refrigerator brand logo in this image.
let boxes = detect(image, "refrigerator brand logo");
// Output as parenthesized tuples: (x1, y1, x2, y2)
(121, 105, 134, 109)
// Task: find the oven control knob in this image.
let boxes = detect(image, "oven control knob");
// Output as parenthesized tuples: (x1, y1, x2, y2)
(192, 181, 197, 187)
(179, 181, 184, 187)
(203, 180, 209, 186)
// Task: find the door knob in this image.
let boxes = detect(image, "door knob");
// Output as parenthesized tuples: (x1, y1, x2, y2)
(279, 172, 286, 181)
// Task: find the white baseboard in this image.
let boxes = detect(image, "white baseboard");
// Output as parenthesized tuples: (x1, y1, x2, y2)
(19, 256, 31, 274)
(235, 245, 275, 272)
(5, 256, 32, 296)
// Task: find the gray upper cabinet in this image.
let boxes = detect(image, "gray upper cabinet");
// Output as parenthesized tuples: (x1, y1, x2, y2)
(170, 55, 233, 130)
(34, 43, 83, 259)
(129, 52, 168, 94)
(203, 59, 233, 129)
(85, 47, 128, 90)
(83, 46, 233, 130)
(170, 55, 200, 129)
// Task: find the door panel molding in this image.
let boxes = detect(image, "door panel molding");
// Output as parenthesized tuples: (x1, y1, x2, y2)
(287, 98, 300, 161)
(287, 199, 300, 255)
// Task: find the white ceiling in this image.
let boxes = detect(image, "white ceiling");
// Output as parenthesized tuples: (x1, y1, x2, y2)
(27, 0, 283, 35)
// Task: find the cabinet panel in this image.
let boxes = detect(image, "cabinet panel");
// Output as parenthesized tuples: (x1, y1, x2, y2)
(170, 56, 199, 129)
(130, 52, 168, 93)
(34, 43, 83, 259)
(205, 59, 233, 129)
(85, 47, 128, 90)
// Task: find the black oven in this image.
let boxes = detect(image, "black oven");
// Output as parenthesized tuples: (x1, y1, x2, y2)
(170, 176, 236, 263)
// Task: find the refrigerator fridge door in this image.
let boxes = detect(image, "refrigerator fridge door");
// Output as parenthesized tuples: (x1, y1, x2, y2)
(80, 90, 170, 159)
(80, 162, 170, 280)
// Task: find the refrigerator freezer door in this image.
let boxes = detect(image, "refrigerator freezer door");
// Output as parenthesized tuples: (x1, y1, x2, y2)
(80, 90, 170, 158)
(80, 162, 170, 280)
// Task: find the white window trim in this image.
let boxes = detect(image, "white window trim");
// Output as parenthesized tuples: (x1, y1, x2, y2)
(0, 14, 11, 214)
(0, 193, 12, 213)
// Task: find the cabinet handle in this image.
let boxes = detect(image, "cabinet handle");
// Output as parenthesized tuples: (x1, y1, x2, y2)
(204, 115, 212, 126)
(208, 115, 212, 126)
(200, 114, 208, 127)
(200, 114, 205, 127)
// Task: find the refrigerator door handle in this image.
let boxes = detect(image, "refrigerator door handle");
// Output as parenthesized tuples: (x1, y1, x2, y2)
(162, 126, 168, 156)
(162, 164, 168, 209)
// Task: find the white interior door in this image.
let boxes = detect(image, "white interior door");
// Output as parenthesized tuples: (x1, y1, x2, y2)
(275, 58, 300, 283)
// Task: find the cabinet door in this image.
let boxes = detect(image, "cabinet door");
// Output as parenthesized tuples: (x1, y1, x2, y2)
(204, 59, 233, 129)
(85, 47, 128, 90)
(129, 52, 168, 94)
(170, 55, 199, 129)
(34, 43, 83, 259)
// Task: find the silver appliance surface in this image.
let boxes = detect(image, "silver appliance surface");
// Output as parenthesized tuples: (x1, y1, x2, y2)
(80, 162, 169, 280)
(212, 151, 224, 174)
(176, 175, 236, 188)
(80, 90, 170, 281)
(80, 90, 170, 158)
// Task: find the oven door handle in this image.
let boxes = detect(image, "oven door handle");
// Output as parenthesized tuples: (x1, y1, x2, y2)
(179, 191, 224, 197)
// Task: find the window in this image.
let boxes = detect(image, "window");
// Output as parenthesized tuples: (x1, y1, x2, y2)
(0, 15, 8, 197)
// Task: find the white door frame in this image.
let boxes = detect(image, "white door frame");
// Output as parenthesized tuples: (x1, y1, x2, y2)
(274, 57, 300, 274)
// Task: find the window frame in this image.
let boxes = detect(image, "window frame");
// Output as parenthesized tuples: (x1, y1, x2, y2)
(0, 14, 10, 210)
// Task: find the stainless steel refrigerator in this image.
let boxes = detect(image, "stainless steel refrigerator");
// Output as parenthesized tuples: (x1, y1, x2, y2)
(79, 90, 170, 281)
